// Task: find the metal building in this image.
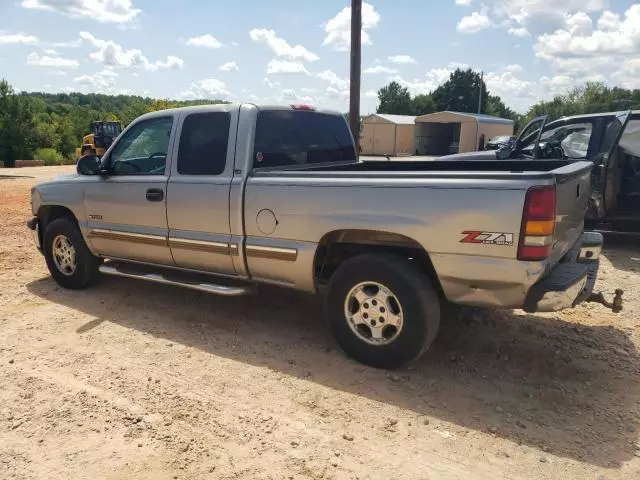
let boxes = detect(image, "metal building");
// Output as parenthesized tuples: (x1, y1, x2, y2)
(360, 114, 417, 156)
(415, 111, 514, 155)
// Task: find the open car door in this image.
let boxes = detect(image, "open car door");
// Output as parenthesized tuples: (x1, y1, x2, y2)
(592, 111, 631, 218)
(505, 115, 548, 159)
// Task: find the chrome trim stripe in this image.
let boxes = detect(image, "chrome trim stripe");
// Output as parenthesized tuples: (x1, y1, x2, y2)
(168, 237, 230, 255)
(245, 244, 298, 262)
(229, 243, 240, 256)
(89, 228, 167, 247)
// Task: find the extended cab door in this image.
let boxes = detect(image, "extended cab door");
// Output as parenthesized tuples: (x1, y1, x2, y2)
(84, 114, 177, 265)
(599, 111, 631, 216)
(166, 106, 238, 276)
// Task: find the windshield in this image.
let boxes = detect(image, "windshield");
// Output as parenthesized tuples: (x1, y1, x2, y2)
(537, 122, 593, 159)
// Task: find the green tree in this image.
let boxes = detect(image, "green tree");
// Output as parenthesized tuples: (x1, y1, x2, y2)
(432, 68, 488, 114)
(376, 82, 413, 115)
(0, 80, 37, 167)
(412, 94, 436, 116)
(55, 116, 78, 158)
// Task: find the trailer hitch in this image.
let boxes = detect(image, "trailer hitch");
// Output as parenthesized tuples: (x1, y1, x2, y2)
(587, 289, 624, 313)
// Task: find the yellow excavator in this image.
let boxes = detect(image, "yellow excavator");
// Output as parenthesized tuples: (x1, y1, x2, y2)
(75, 121, 122, 159)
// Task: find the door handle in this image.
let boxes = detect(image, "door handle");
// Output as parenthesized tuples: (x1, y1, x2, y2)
(146, 188, 164, 202)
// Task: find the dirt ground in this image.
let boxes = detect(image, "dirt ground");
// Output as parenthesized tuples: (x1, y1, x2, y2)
(1, 166, 639, 480)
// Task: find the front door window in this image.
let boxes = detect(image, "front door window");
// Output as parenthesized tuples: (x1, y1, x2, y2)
(108, 117, 173, 175)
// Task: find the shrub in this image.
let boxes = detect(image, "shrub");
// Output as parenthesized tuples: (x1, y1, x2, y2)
(34, 148, 64, 166)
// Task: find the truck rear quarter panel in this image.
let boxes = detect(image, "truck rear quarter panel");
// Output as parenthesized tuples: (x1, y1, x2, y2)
(244, 174, 551, 306)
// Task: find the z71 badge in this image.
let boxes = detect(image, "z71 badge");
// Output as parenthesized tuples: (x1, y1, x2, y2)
(460, 231, 514, 246)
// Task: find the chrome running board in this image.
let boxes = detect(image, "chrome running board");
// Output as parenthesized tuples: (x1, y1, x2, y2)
(99, 262, 253, 296)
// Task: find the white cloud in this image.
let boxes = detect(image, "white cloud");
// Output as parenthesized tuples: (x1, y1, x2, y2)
(455, 0, 472, 5)
(364, 90, 378, 98)
(79, 32, 183, 71)
(597, 10, 620, 31)
(508, 27, 530, 37)
(385, 63, 466, 96)
(323, 2, 381, 51)
(47, 69, 67, 76)
(26, 51, 79, 68)
(458, 0, 606, 36)
(179, 78, 233, 100)
(219, 61, 239, 72)
(363, 65, 399, 75)
(266, 59, 309, 74)
(185, 34, 222, 49)
(611, 58, 640, 89)
(535, 6, 640, 59)
(0, 33, 39, 45)
(50, 39, 83, 48)
(260, 78, 314, 105)
(43, 48, 58, 55)
(457, 11, 491, 34)
(504, 64, 524, 73)
(249, 29, 318, 62)
(532, 5, 640, 92)
(21, 0, 141, 24)
(388, 55, 417, 65)
(72, 69, 120, 93)
(317, 70, 349, 90)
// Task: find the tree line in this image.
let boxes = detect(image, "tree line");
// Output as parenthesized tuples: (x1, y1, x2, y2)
(376, 68, 640, 131)
(0, 79, 223, 167)
(2, 70, 640, 167)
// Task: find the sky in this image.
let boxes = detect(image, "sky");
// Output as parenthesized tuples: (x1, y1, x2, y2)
(0, 0, 638, 114)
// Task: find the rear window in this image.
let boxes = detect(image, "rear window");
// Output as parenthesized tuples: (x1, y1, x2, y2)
(253, 110, 356, 169)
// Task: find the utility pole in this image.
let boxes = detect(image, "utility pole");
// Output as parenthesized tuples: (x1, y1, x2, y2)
(477, 70, 484, 114)
(349, 0, 362, 154)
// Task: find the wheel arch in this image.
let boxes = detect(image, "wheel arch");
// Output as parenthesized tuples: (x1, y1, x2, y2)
(313, 229, 444, 298)
(38, 205, 80, 230)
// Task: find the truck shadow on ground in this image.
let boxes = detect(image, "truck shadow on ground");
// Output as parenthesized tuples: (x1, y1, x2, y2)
(27, 276, 640, 469)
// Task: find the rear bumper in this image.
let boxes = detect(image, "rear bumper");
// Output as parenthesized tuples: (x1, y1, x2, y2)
(523, 232, 602, 313)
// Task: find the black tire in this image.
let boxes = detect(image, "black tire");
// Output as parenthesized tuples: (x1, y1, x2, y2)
(43, 217, 100, 289)
(325, 253, 440, 369)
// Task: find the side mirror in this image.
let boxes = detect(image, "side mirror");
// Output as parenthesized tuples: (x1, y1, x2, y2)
(76, 155, 105, 175)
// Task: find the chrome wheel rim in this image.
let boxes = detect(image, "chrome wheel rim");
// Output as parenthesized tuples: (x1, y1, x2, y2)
(52, 234, 77, 276)
(344, 281, 404, 346)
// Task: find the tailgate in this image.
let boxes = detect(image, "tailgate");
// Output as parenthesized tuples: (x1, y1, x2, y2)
(550, 161, 593, 263)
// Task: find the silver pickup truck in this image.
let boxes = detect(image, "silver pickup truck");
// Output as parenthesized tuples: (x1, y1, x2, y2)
(27, 104, 621, 368)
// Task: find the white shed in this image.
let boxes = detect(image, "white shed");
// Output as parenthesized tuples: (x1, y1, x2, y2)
(360, 114, 417, 156)
(414, 111, 514, 155)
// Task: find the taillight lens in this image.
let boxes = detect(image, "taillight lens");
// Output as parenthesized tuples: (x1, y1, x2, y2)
(518, 185, 556, 261)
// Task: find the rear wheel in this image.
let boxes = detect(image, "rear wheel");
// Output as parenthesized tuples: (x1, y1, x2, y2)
(43, 217, 100, 289)
(325, 254, 440, 369)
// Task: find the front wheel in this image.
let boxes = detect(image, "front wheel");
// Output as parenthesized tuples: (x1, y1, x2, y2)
(325, 254, 441, 369)
(43, 217, 100, 289)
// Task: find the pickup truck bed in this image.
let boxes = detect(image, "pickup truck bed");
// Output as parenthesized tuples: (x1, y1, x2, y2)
(27, 103, 620, 369)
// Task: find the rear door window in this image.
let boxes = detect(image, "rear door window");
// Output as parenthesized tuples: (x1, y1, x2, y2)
(177, 112, 231, 175)
(253, 110, 356, 169)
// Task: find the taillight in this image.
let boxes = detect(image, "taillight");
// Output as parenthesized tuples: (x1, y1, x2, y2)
(518, 185, 556, 261)
(290, 104, 315, 111)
